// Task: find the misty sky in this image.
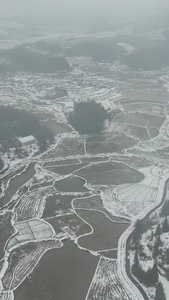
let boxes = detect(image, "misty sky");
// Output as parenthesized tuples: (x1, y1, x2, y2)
(0, 0, 169, 21)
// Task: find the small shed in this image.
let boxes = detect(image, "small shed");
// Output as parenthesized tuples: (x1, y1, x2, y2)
(18, 135, 36, 147)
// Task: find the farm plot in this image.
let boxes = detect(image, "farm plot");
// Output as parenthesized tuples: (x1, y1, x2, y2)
(136, 127, 169, 153)
(54, 176, 89, 193)
(43, 158, 80, 167)
(85, 134, 109, 143)
(114, 113, 147, 127)
(132, 91, 169, 103)
(29, 180, 53, 191)
(102, 166, 159, 218)
(98, 249, 118, 259)
(46, 213, 91, 239)
(119, 111, 165, 139)
(3, 240, 62, 291)
(114, 155, 152, 169)
(75, 162, 144, 186)
(85, 141, 121, 155)
(7, 219, 54, 250)
(134, 112, 165, 128)
(14, 240, 99, 300)
(105, 134, 136, 149)
(31, 111, 52, 121)
(0, 292, 13, 300)
(44, 162, 88, 176)
(123, 124, 150, 142)
(40, 120, 71, 135)
(77, 210, 128, 252)
(44, 136, 85, 159)
(76, 162, 124, 175)
(86, 258, 131, 300)
(152, 146, 169, 161)
(1, 165, 26, 193)
(73, 194, 125, 222)
(80, 157, 109, 163)
(73, 195, 104, 211)
(14, 190, 50, 222)
(0, 211, 15, 261)
(122, 102, 165, 115)
(0, 163, 36, 208)
(85, 134, 136, 155)
(42, 193, 75, 218)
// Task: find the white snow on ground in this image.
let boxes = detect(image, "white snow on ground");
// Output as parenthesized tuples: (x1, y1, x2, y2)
(0, 291, 14, 300)
(101, 166, 160, 219)
(86, 258, 132, 300)
(7, 219, 55, 251)
(159, 274, 169, 300)
(118, 43, 137, 54)
(136, 119, 169, 152)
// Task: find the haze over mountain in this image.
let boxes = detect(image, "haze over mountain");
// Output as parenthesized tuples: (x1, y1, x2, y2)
(0, 0, 169, 25)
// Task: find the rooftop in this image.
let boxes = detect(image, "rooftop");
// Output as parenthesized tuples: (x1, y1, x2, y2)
(18, 135, 36, 144)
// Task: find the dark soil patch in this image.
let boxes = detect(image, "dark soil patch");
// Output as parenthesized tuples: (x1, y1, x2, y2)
(77, 210, 129, 253)
(0, 163, 36, 208)
(46, 214, 91, 237)
(123, 124, 150, 142)
(76, 163, 144, 185)
(99, 249, 117, 259)
(14, 240, 99, 300)
(45, 163, 88, 176)
(0, 211, 14, 261)
(43, 159, 80, 167)
(40, 120, 72, 135)
(42, 194, 75, 218)
(54, 176, 89, 193)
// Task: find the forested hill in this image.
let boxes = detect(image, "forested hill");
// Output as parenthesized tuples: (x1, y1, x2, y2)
(0, 44, 70, 73)
(65, 38, 126, 61)
(122, 41, 169, 71)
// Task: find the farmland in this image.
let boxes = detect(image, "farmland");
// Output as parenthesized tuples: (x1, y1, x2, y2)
(0, 20, 169, 300)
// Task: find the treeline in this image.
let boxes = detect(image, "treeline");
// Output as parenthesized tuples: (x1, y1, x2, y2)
(32, 41, 63, 54)
(132, 252, 158, 287)
(65, 38, 125, 61)
(130, 213, 169, 299)
(0, 158, 4, 171)
(0, 44, 70, 73)
(0, 106, 54, 152)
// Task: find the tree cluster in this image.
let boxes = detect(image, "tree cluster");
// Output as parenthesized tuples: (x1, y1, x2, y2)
(68, 101, 109, 135)
(162, 217, 169, 233)
(0, 158, 4, 171)
(155, 282, 166, 300)
(0, 106, 54, 152)
(161, 201, 169, 217)
(132, 251, 158, 287)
